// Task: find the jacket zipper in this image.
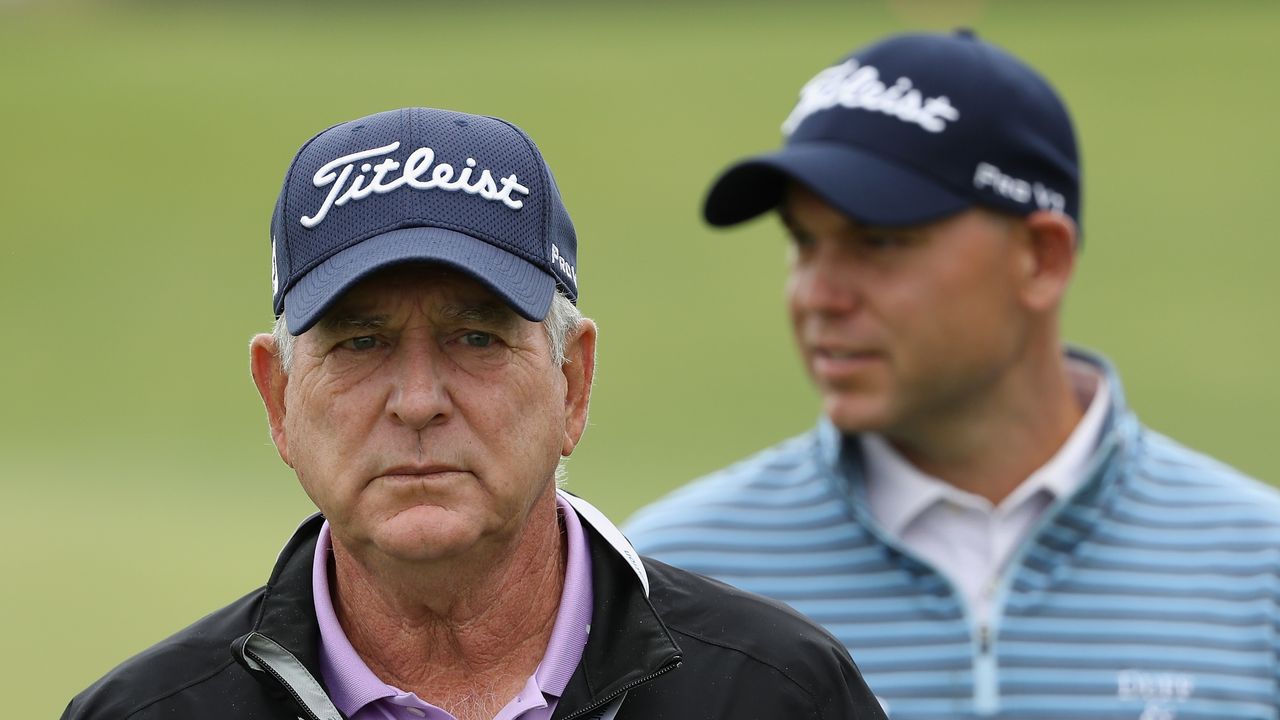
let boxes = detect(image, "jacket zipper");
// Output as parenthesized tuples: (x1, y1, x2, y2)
(242, 645, 329, 720)
(556, 660, 681, 720)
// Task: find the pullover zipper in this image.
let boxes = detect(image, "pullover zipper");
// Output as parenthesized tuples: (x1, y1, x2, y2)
(974, 622, 998, 714)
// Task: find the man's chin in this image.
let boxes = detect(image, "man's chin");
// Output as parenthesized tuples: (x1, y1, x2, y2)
(372, 532, 479, 565)
(367, 507, 483, 563)
(821, 394, 894, 435)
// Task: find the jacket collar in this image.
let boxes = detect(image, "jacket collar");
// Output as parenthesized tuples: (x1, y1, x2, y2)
(552, 494, 682, 719)
(253, 513, 328, 674)
(231, 500, 681, 720)
(228, 513, 329, 718)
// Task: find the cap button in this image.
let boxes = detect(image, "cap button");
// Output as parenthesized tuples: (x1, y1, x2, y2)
(954, 27, 978, 39)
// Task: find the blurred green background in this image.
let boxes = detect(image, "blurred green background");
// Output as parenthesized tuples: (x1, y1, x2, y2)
(2, 0, 1277, 714)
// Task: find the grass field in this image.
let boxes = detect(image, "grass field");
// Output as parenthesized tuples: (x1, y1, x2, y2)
(2, 1, 1278, 715)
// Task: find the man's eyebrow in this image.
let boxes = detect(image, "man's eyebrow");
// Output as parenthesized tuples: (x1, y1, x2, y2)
(438, 301, 517, 326)
(319, 313, 389, 333)
(313, 300, 517, 333)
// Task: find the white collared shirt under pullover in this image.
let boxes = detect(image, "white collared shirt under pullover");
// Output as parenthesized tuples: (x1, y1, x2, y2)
(863, 364, 1110, 622)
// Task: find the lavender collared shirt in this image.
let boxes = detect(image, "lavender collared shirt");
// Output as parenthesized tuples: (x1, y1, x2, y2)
(312, 494, 594, 720)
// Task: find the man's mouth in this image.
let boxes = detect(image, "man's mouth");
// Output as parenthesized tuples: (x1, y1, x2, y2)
(810, 347, 883, 380)
(378, 464, 466, 480)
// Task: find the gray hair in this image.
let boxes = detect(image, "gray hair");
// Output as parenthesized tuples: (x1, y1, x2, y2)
(270, 291, 583, 374)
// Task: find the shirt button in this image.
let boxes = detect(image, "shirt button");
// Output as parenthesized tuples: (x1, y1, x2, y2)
(405, 708, 426, 717)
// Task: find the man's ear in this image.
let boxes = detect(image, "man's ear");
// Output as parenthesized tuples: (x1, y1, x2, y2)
(1018, 210, 1078, 313)
(249, 333, 291, 466)
(560, 319, 598, 458)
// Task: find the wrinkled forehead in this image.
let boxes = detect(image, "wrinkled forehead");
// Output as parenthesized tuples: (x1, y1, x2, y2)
(315, 263, 526, 331)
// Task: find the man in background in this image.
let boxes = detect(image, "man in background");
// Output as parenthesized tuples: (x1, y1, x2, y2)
(63, 107, 885, 720)
(626, 30, 1280, 719)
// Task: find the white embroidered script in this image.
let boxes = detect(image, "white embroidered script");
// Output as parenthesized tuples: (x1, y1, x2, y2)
(550, 243, 577, 286)
(300, 141, 530, 228)
(270, 237, 279, 295)
(781, 59, 960, 135)
(973, 162, 1066, 213)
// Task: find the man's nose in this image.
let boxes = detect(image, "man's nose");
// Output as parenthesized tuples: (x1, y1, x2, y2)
(790, 256, 860, 314)
(386, 341, 452, 431)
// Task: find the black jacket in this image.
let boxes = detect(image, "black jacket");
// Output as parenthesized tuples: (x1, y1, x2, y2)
(63, 510, 886, 719)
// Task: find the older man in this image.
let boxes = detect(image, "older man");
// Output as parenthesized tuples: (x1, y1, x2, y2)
(63, 108, 885, 720)
(625, 31, 1280, 719)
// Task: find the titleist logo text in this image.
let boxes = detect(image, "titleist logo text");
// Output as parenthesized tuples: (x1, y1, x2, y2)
(300, 141, 530, 228)
(782, 59, 960, 135)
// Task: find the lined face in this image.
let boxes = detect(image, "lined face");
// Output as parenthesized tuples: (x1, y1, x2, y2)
(783, 184, 1033, 439)
(265, 266, 585, 564)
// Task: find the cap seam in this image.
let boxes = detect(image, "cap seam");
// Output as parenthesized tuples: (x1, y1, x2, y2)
(404, 107, 415, 161)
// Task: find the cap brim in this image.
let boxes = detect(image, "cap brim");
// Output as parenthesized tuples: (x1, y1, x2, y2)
(704, 142, 972, 228)
(283, 226, 554, 335)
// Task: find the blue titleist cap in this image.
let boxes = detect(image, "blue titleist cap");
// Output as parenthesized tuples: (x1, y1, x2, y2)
(270, 107, 579, 335)
(704, 30, 1080, 229)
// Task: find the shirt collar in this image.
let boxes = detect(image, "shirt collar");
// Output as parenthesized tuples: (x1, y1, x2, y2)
(535, 494, 594, 698)
(862, 433, 951, 536)
(863, 358, 1111, 534)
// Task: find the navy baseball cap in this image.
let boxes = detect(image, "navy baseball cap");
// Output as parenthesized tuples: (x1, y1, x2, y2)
(704, 30, 1080, 229)
(270, 107, 579, 335)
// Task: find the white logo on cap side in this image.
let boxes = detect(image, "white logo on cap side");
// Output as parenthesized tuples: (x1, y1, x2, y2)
(550, 243, 577, 289)
(782, 59, 960, 135)
(300, 141, 531, 228)
(973, 162, 1065, 213)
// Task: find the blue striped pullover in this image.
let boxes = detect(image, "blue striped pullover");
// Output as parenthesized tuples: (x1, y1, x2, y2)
(624, 352, 1280, 719)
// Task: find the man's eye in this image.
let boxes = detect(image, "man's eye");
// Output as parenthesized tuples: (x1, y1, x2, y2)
(344, 336, 378, 351)
(461, 331, 494, 348)
(863, 232, 905, 249)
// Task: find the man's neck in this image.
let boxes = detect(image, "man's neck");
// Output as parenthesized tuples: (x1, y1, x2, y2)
(883, 346, 1088, 506)
(329, 496, 567, 718)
